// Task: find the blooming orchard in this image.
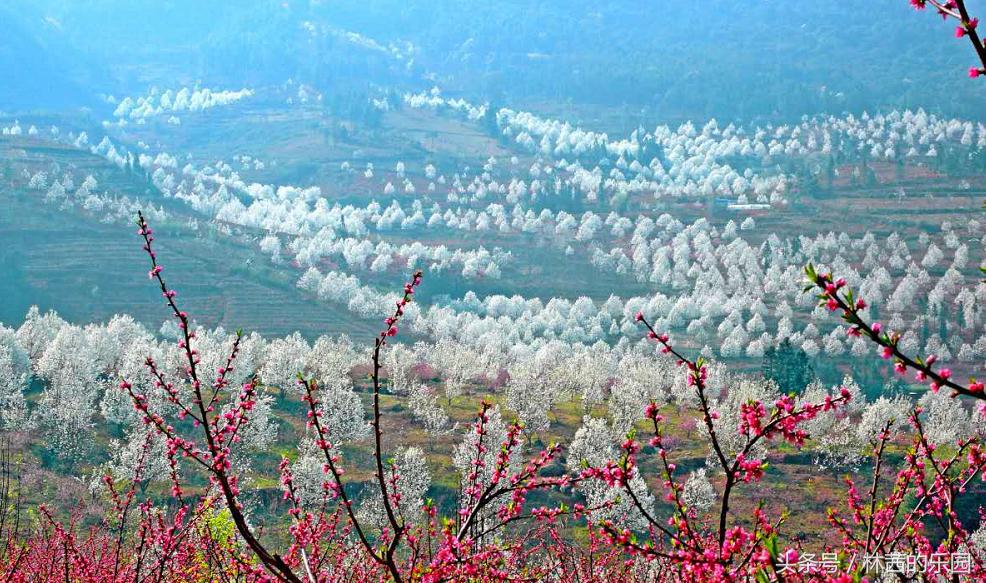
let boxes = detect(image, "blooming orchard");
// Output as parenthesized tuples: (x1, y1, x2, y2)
(2, 1, 986, 580)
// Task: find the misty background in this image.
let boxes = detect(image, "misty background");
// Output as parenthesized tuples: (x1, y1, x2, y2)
(2, 0, 982, 124)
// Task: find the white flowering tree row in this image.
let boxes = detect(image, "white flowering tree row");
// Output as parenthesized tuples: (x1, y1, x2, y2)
(287, 210, 983, 376)
(12, 128, 514, 281)
(1, 122, 54, 137)
(21, 158, 169, 227)
(12, 93, 986, 217)
(404, 87, 986, 204)
(107, 86, 255, 125)
(584, 214, 985, 361)
(402, 87, 487, 120)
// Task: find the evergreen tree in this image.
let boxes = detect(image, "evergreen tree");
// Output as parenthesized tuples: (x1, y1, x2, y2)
(761, 339, 815, 394)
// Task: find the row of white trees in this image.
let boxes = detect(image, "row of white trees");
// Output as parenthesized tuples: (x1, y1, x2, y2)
(24, 163, 168, 226)
(286, 209, 983, 372)
(405, 86, 986, 205)
(16, 128, 514, 281)
(110, 86, 255, 123)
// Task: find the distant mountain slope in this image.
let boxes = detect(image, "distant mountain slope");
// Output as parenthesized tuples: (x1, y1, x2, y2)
(0, 5, 110, 112)
(311, 0, 983, 122)
(2, 0, 983, 122)
(3, 0, 417, 94)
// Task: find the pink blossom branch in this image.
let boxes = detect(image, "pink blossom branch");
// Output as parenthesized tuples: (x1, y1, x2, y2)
(806, 264, 985, 401)
(633, 311, 850, 547)
(294, 269, 421, 583)
(128, 211, 302, 583)
(368, 270, 421, 582)
(911, 0, 986, 76)
(299, 377, 380, 564)
(863, 420, 894, 552)
(455, 403, 571, 544)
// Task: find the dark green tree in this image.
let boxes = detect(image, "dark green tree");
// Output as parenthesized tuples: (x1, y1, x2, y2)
(761, 339, 815, 394)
